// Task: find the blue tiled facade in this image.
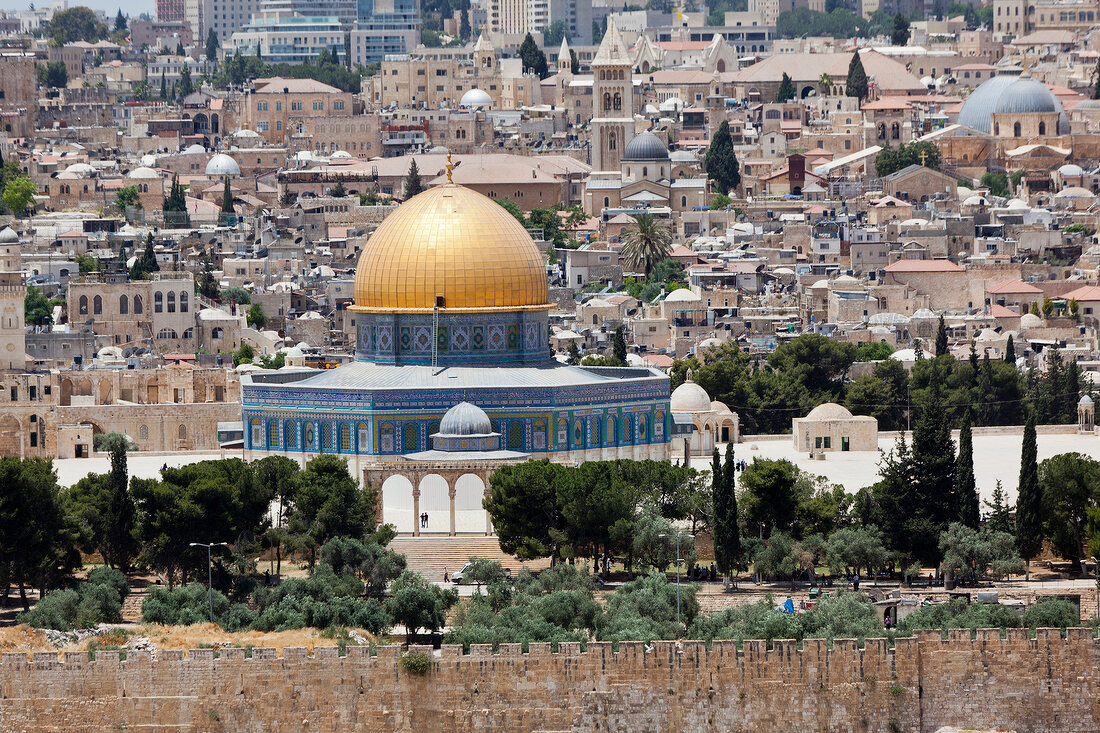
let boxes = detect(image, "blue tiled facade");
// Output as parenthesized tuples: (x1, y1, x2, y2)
(355, 310, 549, 366)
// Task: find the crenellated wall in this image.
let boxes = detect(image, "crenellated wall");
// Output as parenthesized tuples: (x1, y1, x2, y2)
(3, 629, 1100, 732)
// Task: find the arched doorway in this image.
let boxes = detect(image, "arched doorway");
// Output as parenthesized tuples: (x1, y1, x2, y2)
(381, 475, 415, 533)
(417, 474, 449, 533)
(454, 474, 487, 533)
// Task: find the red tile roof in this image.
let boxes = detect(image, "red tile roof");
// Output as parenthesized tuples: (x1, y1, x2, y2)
(986, 278, 1042, 294)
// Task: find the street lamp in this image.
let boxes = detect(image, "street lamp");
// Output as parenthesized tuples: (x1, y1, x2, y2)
(659, 532, 687, 626)
(1093, 556, 1099, 621)
(190, 542, 229, 623)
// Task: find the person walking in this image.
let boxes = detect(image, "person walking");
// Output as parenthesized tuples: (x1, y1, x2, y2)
(853, 573, 860, 592)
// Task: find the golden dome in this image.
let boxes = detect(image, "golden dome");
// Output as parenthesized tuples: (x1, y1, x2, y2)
(352, 183, 550, 312)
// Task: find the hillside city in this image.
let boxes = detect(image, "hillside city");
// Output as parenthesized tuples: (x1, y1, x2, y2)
(0, 0, 1099, 729)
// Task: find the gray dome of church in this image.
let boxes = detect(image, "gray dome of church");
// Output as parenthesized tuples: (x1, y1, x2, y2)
(438, 401, 494, 436)
(623, 131, 670, 161)
(958, 72, 1069, 134)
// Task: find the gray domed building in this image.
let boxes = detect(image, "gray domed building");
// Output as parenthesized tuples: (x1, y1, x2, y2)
(957, 70, 1069, 139)
(582, 130, 708, 217)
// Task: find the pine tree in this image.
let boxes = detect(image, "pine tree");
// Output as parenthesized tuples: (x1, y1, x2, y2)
(136, 232, 159, 278)
(890, 13, 910, 45)
(518, 33, 548, 78)
(198, 251, 219, 299)
(179, 63, 192, 97)
(160, 69, 167, 99)
(114, 9, 126, 31)
(712, 444, 740, 585)
(567, 340, 580, 365)
(955, 413, 979, 529)
(775, 73, 795, 102)
(1065, 356, 1081, 424)
(176, 41, 185, 56)
(612, 325, 627, 365)
(103, 440, 137, 572)
(985, 480, 1013, 533)
(935, 313, 948, 356)
(1015, 413, 1042, 578)
(404, 159, 423, 198)
(221, 176, 234, 214)
(206, 28, 219, 62)
(846, 51, 869, 101)
(704, 120, 741, 194)
(909, 385, 956, 562)
(1005, 334, 1016, 362)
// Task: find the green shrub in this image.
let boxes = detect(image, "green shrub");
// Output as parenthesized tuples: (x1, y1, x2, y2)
(401, 652, 431, 675)
(87, 566, 130, 601)
(141, 583, 229, 626)
(19, 589, 81, 631)
(1022, 597, 1078, 629)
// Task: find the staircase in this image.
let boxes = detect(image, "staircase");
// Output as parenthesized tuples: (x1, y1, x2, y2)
(387, 536, 551, 582)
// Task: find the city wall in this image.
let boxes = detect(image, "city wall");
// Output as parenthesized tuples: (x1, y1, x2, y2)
(2, 629, 1099, 732)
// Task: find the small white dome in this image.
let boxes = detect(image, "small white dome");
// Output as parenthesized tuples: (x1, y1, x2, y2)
(664, 288, 701, 303)
(1080, 395, 1094, 405)
(183, 143, 206, 154)
(233, 129, 261, 138)
(439, 402, 494, 435)
(459, 88, 492, 108)
(671, 372, 713, 413)
(963, 195, 987, 207)
(128, 166, 159, 179)
(1006, 198, 1029, 210)
(0, 226, 18, 243)
(62, 163, 96, 177)
(805, 402, 854, 420)
(140, 154, 158, 167)
(1058, 163, 1084, 177)
(330, 150, 352, 160)
(1019, 312, 1042, 329)
(205, 153, 240, 177)
(811, 279, 830, 289)
(900, 218, 927, 228)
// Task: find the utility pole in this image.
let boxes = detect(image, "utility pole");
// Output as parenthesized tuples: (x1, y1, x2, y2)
(189, 541, 229, 623)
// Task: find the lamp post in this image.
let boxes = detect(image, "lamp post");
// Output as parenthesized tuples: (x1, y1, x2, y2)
(1093, 556, 1099, 621)
(189, 542, 229, 623)
(659, 532, 685, 626)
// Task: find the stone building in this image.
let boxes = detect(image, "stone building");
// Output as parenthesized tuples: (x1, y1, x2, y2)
(792, 402, 878, 452)
(590, 23, 634, 172)
(239, 77, 354, 145)
(0, 227, 25, 371)
(669, 371, 739, 457)
(68, 274, 198, 352)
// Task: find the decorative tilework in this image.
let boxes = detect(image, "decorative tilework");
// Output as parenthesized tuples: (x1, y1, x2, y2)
(399, 327, 413, 352)
(506, 325, 519, 350)
(451, 325, 470, 352)
(488, 325, 506, 350)
(524, 322, 541, 350)
(413, 326, 432, 352)
(436, 325, 448, 351)
(472, 326, 485, 351)
(376, 326, 393, 352)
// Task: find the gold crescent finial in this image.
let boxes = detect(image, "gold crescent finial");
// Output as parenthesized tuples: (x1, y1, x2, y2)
(446, 152, 453, 183)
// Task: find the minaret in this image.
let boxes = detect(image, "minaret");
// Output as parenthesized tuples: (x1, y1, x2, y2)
(473, 31, 495, 73)
(0, 226, 25, 371)
(590, 22, 634, 171)
(556, 36, 571, 74)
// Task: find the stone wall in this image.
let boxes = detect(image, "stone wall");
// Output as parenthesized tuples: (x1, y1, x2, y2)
(3, 630, 1100, 731)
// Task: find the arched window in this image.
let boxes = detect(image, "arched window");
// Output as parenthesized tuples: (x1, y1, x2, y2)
(250, 418, 262, 447)
(139, 424, 148, 440)
(79, 295, 88, 314)
(154, 291, 163, 312)
(608, 131, 616, 151)
(402, 424, 418, 452)
(180, 291, 188, 312)
(589, 416, 601, 447)
(613, 92, 622, 110)
(1013, 121, 1021, 137)
(285, 420, 298, 449)
(681, 196, 687, 207)
(356, 422, 369, 453)
(638, 414, 649, 441)
(533, 419, 547, 450)
(182, 327, 193, 339)
(93, 295, 102, 314)
(890, 122, 900, 140)
(321, 422, 332, 452)
(1038, 121, 1046, 135)
(267, 419, 279, 448)
(211, 327, 224, 338)
(642, 166, 648, 177)
(339, 424, 351, 452)
(603, 92, 611, 110)
(654, 411, 665, 438)
(573, 419, 583, 448)
(623, 414, 634, 444)
(605, 416, 617, 445)
(380, 422, 394, 452)
(134, 296, 143, 314)
(507, 422, 523, 450)
(603, 196, 610, 207)
(167, 291, 176, 313)
(119, 295, 128, 315)
(877, 123, 886, 140)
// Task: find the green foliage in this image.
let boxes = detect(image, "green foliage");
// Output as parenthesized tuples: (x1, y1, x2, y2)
(401, 652, 431, 674)
(387, 570, 458, 641)
(494, 199, 586, 248)
(130, 233, 159, 280)
(3, 177, 37, 215)
(213, 48, 366, 93)
(246, 303, 266, 330)
(20, 567, 128, 630)
(460, 557, 508, 589)
(1021, 597, 1079, 629)
(1039, 452, 1100, 569)
(854, 341, 894, 361)
(49, 6, 107, 44)
(1016, 414, 1043, 563)
(25, 285, 54, 326)
(543, 19, 568, 47)
(875, 141, 942, 176)
(598, 572, 699, 641)
(981, 171, 1009, 198)
(519, 33, 549, 78)
(775, 73, 795, 102)
(824, 525, 887, 577)
(103, 440, 138, 572)
(704, 120, 741, 194)
(205, 28, 219, 61)
(620, 213, 673, 277)
(778, 8, 867, 39)
(709, 193, 732, 209)
(116, 184, 142, 212)
(39, 61, 69, 89)
(712, 443, 741, 577)
(846, 51, 868, 100)
(403, 160, 423, 199)
(738, 459, 800, 537)
(142, 583, 231, 626)
(897, 597, 1023, 636)
(162, 174, 190, 228)
(890, 13, 910, 45)
(624, 258, 687, 302)
(232, 343, 254, 367)
(631, 506, 697, 573)
(956, 414, 979, 529)
(938, 522, 1024, 580)
(288, 455, 375, 566)
(221, 286, 251, 305)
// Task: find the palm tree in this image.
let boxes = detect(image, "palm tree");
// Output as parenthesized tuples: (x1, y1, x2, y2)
(620, 213, 672, 278)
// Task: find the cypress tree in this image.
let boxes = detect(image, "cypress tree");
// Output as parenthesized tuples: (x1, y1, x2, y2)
(712, 445, 740, 586)
(404, 159, 423, 198)
(704, 120, 741, 194)
(846, 51, 868, 101)
(104, 440, 137, 572)
(1005, 334, 1016, 362)
(612, 325, 627, 365)
(935, 313, 948, 356)
(722, 441, 740, 577)
(1065, 357, 1081, 423)
(909, 385, 956, 562)
(160, 69, 167, 99)
(221, 176, 234, 214)
(775, 73, 795, 102)
(1015, 413, 1042, 578)
(955, 413, 979, 529)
